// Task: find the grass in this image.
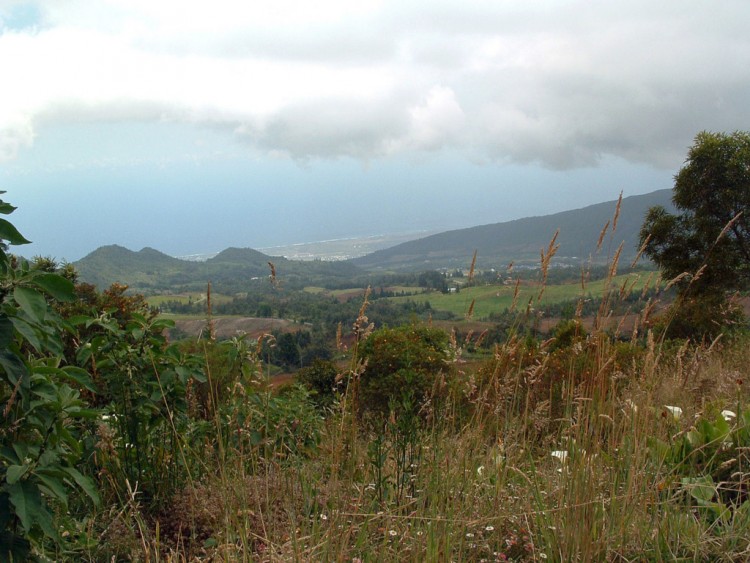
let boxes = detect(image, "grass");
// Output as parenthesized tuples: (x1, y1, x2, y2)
(71, 225, 750, 561)
(387, 271, 662, 319)
(146, 292, 234, 307)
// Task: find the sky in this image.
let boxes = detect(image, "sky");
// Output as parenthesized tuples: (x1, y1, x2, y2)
(1, 0, 749, 261)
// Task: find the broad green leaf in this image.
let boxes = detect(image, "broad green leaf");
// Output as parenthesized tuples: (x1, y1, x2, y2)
(0, 201, 17, 215)
(0, 351, 28, 384)
(0, 316, 13, 348)
(31, 273, 75, 302)
(151, 318, 175, 331)
(13, 287, 47, 324)
(7, 480, 42, 533)
(0, 218, 30, 245)
(682, 475, 716, 503)
(5, 464, 29, 485)
(35, 470, 69, 507)
(34, 365, 97, 393)
(61, 467, 100, 506)
(10, 317, 44, 353)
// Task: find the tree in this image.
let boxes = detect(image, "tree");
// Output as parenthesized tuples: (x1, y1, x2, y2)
(358, 324, 452, 418)
(640, 131, 750, 336)
(641, 131, 750, 293)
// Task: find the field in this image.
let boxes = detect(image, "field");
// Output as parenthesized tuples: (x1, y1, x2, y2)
(387, 271, 662, 319)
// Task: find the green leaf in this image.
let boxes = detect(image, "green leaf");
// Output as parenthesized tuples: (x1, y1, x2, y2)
(682, 475, 716, 503)
(0, 218, 30, 245)
(34, 365, 97, 393)
(0, 201, 17, 215)
(10, 317, 44, 353)
(0, 351, 28, 384)
(35, 470, 69, 507)
(31, 273, 75, 302)
(61, 467, 100, 506)
(7, 480, 42, 533)
(0, 316, 13, 349)
(5, 464, 29, 485)
(13, 287, 47, 324)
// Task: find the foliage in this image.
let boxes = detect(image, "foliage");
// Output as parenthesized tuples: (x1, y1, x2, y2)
(640, 131, 750, 333)
(358, 324, 452, 418)
(0, 193, 100, 560)
(76, 309, 206, 508)
(649, 406, 750, 528)
(297, 359, 340, 409)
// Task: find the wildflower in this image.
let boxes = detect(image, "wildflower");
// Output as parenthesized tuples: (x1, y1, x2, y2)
(466, 532, 474, 538)
(389, 530, 398, 537)
(320, 514, 328, 521)
(485, 525, 495, 532)
(663, 405, 682, 420)
(721, 410, 736, 421)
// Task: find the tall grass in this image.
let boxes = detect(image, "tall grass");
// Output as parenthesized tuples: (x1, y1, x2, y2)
(88, 214, 750, 562)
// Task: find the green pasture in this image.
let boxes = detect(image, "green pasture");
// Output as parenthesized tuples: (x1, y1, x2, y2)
(146, 292, 234, 307)
(388, 271, 661, 319)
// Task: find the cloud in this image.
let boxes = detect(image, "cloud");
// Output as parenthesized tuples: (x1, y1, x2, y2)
(1, 0, 749, 168)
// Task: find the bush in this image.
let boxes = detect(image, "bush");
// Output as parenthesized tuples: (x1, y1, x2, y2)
(358, 324, 452, 418)
(297, 359, 340, 409)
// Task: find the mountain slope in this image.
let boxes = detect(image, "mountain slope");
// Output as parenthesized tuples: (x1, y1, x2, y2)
(74, 245, 199, 289)
(353, 189, 674, 271)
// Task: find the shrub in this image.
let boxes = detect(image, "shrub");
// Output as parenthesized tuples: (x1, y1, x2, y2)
(358, 324, 452, 418)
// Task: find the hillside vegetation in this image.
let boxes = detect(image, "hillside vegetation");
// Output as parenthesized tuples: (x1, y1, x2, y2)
(2, 135, 750, 563)
(74, 189, 674, 291)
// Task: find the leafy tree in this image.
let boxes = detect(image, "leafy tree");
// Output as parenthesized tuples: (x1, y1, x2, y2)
(358, 324, 452, 418)
(640, 131, 750, 294)
(640, 131, 750, 336)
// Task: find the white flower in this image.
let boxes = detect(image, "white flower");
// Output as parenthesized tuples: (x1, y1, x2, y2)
(721, 410, 736, 421)
(485, 525, 495, 532)
(664, 405, 682, 420)
(388, 530, 398, 537)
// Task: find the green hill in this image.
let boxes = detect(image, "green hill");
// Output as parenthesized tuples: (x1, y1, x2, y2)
(353, 189, 674, 271)
(75, 244, 363, 293)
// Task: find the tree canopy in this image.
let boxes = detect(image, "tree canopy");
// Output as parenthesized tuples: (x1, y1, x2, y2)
(640, 131, 750, 295)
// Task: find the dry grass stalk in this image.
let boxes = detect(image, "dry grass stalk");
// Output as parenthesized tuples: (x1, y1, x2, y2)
(206, 281, 216, 341)
(608, 242, 624, 279)
(468, 249, 478, 285)
(466, 298, 476, 320)
(631, 233, 651, 268)
(510, 278, 521, 312)
(714, 211, 743, 245)
(336, 321, 344, 351)
(538, 230, 560, 300)
(665, 272, 690, 291)
(596, 220, 610, 252)
(611, 191, 623, 232)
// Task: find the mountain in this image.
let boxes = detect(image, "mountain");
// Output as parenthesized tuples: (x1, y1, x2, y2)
(75, 243, 362, 292)
(75, 189, 675, 290)
(74, 245, 199, 289)
(352, 189, 675, 271)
